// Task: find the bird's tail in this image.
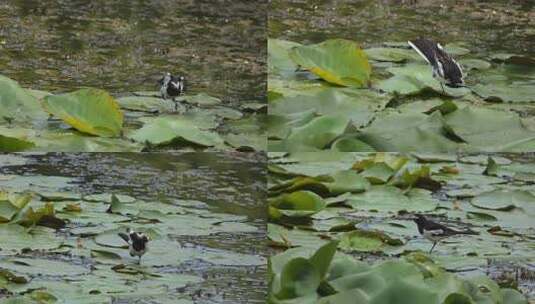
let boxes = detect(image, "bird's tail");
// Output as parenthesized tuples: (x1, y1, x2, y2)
(118, 232, 130, 243)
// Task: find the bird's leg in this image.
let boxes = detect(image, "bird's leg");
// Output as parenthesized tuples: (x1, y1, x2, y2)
(429, 241, 437, 254)
(440, 82, 445, 94)
(138, 256, 141, 265)
(173, 97, 178, 112)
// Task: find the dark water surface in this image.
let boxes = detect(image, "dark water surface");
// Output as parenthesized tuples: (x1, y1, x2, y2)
(269, 0, 534, 56)
(0, 0, 266, 105)
(0, 152, 267, 304)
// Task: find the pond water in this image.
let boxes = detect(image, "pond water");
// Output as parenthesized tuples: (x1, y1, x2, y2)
(0, 0, 266, 105)
(0, 152, 267, 304)
(269, 0, 534, 56)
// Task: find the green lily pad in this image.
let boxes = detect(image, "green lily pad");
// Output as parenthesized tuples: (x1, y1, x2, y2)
(0, 133, 35, 152)
(471, 189, 535, 211)
(444, 43, 471, 56)
(270, 89, 390, 129)
(0, 258, 88, 276)
(0, 75, 48, 126)
(359, 110, 459, 152)
(289, 39, 371, 87)
(458, 59, 491, 71)
(270, 191, 326, 218)
(348, 186, 438, 213)
(43, 88, 124, 137)
(444, 106, 535, 151)
(338, 229, 403, 252)
(364, 47, 420, 63)
(380, 64, 471, 97)
(471, 83, 534, 103)
(186, 93, 222, 106)
(268, 39, 302, 77)
(116, 95, 172, 113)
(128, 115, 224, 147)
(284, 115, 349, 151)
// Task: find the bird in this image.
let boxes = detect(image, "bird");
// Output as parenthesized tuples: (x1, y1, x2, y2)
(408, 37, 464, 93)
(159, 72, 186, 112)
(413, 214, 478, 253)
(118, 228, 149, 264)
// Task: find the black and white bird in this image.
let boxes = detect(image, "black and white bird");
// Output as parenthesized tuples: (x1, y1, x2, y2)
(159, 72, 186, 112)
(118, 228, 149, 264)
(408, 38, 464, 92)
(413, 214, 478, 253)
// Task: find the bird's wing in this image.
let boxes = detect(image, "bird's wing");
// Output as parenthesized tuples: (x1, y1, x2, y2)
(408, 38, 439, 67)
(118, 232, 130, 243)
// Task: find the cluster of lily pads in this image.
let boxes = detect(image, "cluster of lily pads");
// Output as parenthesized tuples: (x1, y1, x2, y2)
(267, 152, 534, 303)
(269, 241, 527, 304)
(0, 182, 263, 302)
(0, 75, 266, 152)
(268, 38, 535, 152)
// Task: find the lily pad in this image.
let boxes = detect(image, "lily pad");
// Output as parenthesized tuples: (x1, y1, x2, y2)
(0, 75, 48, 126)
(270, 191, 326, 218)
(268, 39, 302, 77)
(284, 115, 349, 151)
(128, 115, 224, 147)
(364, 47, 420, 63)
(471, 83, 534, 103)
(289, 39, 371, 87)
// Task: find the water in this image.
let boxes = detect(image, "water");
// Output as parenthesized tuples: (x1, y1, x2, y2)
(269, 0, 534, 57)
(0, 0, 267, 105)
(0, 152, 267, 304)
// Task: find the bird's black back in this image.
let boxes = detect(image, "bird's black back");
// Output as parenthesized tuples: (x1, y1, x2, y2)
(409, 37, 439, 67)
(413, 215, 454, 234)
(130, 232, 148, 251)
(408, 37, 463, 87)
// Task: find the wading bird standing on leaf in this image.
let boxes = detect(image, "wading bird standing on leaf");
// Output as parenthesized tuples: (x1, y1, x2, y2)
(159, 72, 186, 112)
(408, 37, 464, 93)
(413, 214, 478, 253)
(118, 228, 150, 264)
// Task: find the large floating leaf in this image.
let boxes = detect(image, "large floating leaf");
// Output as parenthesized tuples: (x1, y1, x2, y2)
(338, 229, 403, 252)
(269, 191, 326, 218)
(347, 186, 438, 213)
(471, 189, 535, 212)
(129, 115, 224, 147)
(378, 64, 470, 97)
(284, 115, 349, 151)
(43, 88, 123, 137)
(0, 133, 35, 152)
(0, 75, 48, 126)
(270, 89, 390, 129)
(364, 47, 420, 63)
(472, 83, 534, 103)
(289, 39, 371, 87)
(0, 258, 89, 276)
(268, 39, 302, 77)
(444, 106, 535, 151)
(359, 111, 459, 152)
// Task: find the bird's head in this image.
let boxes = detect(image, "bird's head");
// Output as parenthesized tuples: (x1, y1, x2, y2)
(159, 72, 172, 85)
(413, 214, 426, 225)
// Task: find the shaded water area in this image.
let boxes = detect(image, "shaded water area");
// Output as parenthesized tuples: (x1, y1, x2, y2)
(0, 152, 267, 304)
(0, 0, 266, 105)
(269, 0, 534, 57)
